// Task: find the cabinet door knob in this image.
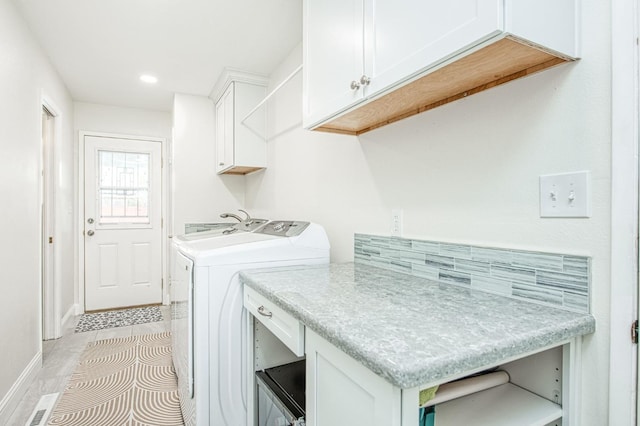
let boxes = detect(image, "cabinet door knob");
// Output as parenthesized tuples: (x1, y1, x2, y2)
(360, 75, 371, 86)
(219, 162, 224, 166)
(350, 80, 361, 90)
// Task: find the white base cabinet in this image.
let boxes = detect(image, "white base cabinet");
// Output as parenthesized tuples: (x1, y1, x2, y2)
(305, 329, 401, 426)
(245, 284, 582, 426)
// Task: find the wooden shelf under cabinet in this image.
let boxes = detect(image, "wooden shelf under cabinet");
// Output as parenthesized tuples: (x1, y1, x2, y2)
(314, 37, 574, 136)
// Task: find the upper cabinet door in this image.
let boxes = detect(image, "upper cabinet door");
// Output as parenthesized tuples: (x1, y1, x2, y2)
(365, 0, 502, 95)
(303, 0, 365, 129)
(215, 90, 227, 174)
(215, 84, 234, 174)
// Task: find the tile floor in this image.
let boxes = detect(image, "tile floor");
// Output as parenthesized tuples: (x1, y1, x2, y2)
(6, 305, 172, 426)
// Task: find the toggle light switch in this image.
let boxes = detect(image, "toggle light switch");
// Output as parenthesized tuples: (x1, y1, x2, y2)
(539, 171, 591, 218)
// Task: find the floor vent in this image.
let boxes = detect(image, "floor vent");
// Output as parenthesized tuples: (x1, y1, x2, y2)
(26, 393, 58, 426)
(28, 410, 45, 426)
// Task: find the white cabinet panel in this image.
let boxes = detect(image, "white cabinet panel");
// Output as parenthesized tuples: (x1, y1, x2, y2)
(215, 85, 233, 174)
(303, 0, 365, 127)
(505, 0, 578, 56)
(306, 329, 401, 426)
(366, 0, 502, 95)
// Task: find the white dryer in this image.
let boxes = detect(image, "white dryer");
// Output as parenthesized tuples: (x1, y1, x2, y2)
(171, 221, 330, 426)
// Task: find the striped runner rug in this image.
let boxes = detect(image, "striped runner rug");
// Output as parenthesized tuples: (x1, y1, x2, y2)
(48, 332, 184, 426)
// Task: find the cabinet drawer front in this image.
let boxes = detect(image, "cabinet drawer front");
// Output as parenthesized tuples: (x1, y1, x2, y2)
(244, 286, 305, 356)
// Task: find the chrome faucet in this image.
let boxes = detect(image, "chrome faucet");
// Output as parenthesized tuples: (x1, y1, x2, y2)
(220, 209, 250, 223)
(220, 213, 242, 222)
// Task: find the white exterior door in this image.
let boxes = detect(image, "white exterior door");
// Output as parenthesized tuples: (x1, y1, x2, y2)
(84, 135, 162, 311)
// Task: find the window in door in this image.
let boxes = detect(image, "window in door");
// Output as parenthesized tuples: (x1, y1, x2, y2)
(98, 150, 150, 225)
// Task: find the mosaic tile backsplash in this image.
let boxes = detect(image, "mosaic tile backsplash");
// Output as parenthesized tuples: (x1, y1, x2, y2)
(354, 234, 590, 313)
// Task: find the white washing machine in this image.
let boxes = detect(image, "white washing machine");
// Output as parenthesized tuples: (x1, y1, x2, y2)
(171, 221, 330, 426)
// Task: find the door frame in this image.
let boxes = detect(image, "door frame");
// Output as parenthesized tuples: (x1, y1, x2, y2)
(609, 0, 639, 423)
(40, 93, 62, 340)
(77, 131, 169, 313)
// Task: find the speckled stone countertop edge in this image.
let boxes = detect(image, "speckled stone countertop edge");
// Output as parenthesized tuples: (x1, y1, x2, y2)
(240, 263, 596, 389)
(301, 313, 594, 389)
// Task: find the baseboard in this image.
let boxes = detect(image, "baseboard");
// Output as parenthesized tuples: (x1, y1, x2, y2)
(0, 351, 42, 425)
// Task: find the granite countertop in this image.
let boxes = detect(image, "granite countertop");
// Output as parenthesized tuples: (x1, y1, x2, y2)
(240, 262, 595, 389)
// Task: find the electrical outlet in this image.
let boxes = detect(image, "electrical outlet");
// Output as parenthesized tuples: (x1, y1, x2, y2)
(539, 171, 591, 218)
(391, 209, 403, 237)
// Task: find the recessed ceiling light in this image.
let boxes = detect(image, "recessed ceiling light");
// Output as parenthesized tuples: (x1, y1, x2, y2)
(140, 74, 158, 84)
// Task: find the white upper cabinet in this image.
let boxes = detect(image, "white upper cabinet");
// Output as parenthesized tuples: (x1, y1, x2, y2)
(303, 0, 578, 135)
(211, 70, 268, 175)
(365, 0, 501, 96)
(303, 0, 365, 127)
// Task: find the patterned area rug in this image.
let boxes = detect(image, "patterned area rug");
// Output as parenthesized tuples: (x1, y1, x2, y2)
(75, 306, 163, 333)
(48, 332, 184, 426)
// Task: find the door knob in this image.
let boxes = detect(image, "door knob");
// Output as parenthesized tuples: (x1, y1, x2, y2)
(87, 218, 94, 224)
(350, 80, 361, 90)
(360, 75, 371, 86)
(87, 230, 95, 236)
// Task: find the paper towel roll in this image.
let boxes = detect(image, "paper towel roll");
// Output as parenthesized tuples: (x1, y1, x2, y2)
(420, 370, 510, 408)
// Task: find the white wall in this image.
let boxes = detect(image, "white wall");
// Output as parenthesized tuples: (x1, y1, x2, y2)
(74, 102, 172, 140)
(246, 0, 611, 423)
(172, 93, 245, 235)
(0, 0, 74, 420)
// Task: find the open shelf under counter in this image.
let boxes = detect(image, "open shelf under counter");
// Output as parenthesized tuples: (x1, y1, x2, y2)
(433, 382, 562, 426)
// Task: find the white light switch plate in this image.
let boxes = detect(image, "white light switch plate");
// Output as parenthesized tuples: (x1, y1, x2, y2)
(539, 171, 591, 218)
(391, 209, 403, 236)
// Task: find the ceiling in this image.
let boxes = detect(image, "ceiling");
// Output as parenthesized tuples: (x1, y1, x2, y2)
(12, 0, 302, 112)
